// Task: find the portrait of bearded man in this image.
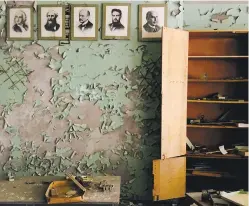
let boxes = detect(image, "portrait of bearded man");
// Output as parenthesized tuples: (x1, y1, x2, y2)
(44, 10, 60, 32)
(108, 8, 125, 31)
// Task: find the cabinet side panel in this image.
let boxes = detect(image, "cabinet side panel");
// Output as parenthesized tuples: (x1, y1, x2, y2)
(161, 27, 189, 159)
(152, 160, 160, 200)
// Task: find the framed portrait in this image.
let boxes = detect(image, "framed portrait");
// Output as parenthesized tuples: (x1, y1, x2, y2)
(102, 3, 131, 40)
(38, 5, 66, 40)
(71, 4, 98, 41)
(6, 6, 34, 41)
(139, 4, 167, 41)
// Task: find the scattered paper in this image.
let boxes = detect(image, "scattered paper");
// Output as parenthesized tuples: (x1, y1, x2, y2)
(186, 136, 195, 150)
(219, 145, 228, 155)
(237, 123, 249, 128)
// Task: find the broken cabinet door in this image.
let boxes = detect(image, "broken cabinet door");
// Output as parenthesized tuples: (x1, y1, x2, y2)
(161, 27, 189, 159)
(153, 157, 186, 201)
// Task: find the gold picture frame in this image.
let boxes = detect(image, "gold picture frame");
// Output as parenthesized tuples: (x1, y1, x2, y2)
(102, 3, 131, 40)
(71, 4, 98, 41)
(38, 5, 66, 40)
(139, 4, 167, 42)
(6, 5, 34, 41)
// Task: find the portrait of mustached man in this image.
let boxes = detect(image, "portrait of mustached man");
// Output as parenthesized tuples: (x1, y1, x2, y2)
(44, 10, 60, 32)
(13, 10, 29, 32)
(108, 8, 125, 31)
(78, 9, 93, 31)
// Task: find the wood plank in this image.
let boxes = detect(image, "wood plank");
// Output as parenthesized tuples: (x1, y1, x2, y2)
(187, 125, 245, 129)
(153, 157, 186, 201)
(188, 79, 248, 83)
(161, 27, 189, 159)
(0, 176, 121, 204)
(187, 100, 248, 104)
(187, 154, 248, 159)
(189, 31, 248, 38)
(186, 192, 218, 206)
(189, 56, 249, 59)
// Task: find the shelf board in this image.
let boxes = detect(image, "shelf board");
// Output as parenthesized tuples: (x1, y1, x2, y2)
(187, 100, 248, 104)
(188, 79, 248, 83)
(187, 124, 246, 129)
(189, 56, 248, 59)
(187, 154, 247, 159)
(186, 173, 236, 179)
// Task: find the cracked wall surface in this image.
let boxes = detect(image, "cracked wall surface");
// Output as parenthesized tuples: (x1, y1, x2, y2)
(0, 0, 248, 201)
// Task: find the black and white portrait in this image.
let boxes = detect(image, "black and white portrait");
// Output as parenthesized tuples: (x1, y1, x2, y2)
(7, 7, 33, 40)
(44, 10, 60, 32)
(108, 8, 125, 31)
(71, 5, 98, 40)
(38, 5, 65, 40)
(102, 3, 131, 40)
(139, 4, 167, 41)
(143, 11, 161, 33)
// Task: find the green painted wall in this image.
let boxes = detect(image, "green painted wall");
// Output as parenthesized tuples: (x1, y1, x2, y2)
(0, 0, 247, 200)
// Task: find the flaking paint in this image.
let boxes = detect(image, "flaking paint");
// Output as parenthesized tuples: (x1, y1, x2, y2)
(0, 0, 247, 200)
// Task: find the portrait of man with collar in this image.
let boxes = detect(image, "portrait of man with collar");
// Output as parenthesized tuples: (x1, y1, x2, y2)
(143, 10, 161, 33)
(13, 10, 29, 33)
(78, 9, 93, 31)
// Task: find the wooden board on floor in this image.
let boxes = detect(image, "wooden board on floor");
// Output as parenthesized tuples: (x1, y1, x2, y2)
(186, 192, 212, 206)
(0, 176, 120, 204)
(161, 27, 189, 159)
(153, 157, 186, 201)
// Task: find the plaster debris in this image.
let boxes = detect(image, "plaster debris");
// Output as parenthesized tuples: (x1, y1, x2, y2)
(171, 9, 181, 16)
(48, 58, 62, 71)
(210, 9, 232, 23)
(34, 52, 49, 59)
(0, 145, 4, 153)
(42, 133, 52, 143)
(8, 172, 14, 182)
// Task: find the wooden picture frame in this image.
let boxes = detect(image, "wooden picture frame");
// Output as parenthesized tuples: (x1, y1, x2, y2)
(71, 4, 98, 41)
(38, 5, 66, 40)
(102, 3, 131, 40)
(6, 6, 34, 41)
(139, 4, 167, 42)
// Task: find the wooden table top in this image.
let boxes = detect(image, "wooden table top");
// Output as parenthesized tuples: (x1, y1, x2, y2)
(0, 176, 121, 204)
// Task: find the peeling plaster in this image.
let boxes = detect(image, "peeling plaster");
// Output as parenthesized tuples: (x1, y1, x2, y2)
(184, 3, 248, 30)
(0, 0, 248, 200)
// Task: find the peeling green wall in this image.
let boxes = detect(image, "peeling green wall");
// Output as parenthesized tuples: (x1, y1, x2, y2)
(0, 0, 248, 200)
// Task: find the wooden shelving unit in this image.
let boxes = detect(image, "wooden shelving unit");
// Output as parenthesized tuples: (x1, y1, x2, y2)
(186, 31, 248, 191)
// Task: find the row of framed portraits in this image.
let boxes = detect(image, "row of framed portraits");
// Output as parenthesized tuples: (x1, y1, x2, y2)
(7, 3, 167, 41)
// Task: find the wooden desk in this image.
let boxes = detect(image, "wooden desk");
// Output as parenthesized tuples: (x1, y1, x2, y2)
(0, 176, 120, 205)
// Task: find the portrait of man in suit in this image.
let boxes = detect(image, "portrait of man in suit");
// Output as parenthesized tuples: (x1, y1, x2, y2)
(108, 8, 125, 31)
(13, 10, 29, 33)
(143, 10, 161, 33)
(78, 9, 93, 31)
(44, 10, 60, 32)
